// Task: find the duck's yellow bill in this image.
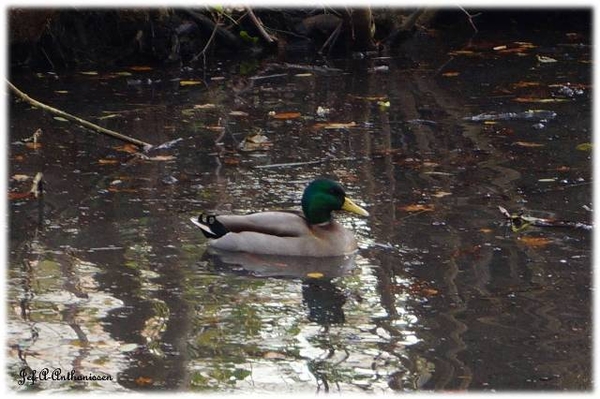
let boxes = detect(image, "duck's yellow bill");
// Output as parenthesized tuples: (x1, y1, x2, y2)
(342, 197, 369, 217)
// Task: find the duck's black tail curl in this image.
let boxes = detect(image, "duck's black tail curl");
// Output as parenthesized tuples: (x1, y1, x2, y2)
(190, 214, 229, 238)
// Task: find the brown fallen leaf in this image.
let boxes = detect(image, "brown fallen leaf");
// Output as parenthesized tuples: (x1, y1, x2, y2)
(114, 144, 139, 154)
(479, 228, 493, 234)
(271, 112, 301, 120)
(511, 81, 541, 88)
(107, 187, 138, 193)
(129, 66, 153, 71)
(25, 142, 42, 150)
(98, 159, 120, 165)
(9, 191, 32, 200)
(399, 204, 435, 212)
(519, 236, 552, 248)
(144, 155, 176, 162)
(312, 122, 357, 130)
(135, 376, 153, 386)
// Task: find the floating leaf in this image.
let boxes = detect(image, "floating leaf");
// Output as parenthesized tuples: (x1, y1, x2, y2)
(512, 81, 541, 88)
(537, 55, 557, 63)
(25, 142, 42, 149)
(576, 142, 592, 152)
(306, 272, 324, 279)
(271, 112, 301, 120)
(55, 90, 69, 94)
(421, 288, 439, 297)
(294, 73, 313, 77)
(432, 191, 452, 198)
(108, 187, 138, 193)
(193, 103, 217, 109)
(11, 174, 30, 182)
(519, 236, 552, 248)
(229, 110, 249, 117)
(513, 97, 569, 103)
(115, 71, 133, 76)
(114, 144, 139, 154)
(53, 116, 69, 122)
(80, 71, 99, 75)
(129, 66, 153, 71)
(538, 178, 557, 182)
(98, 159, 119, 165)
(9, 191, 32, 200)
(441, 71, 460, 77)
(448, 50, 476, 56)
(145, 155, 176, 162)
(399, 204, 435, 212)
(350, 95, 388, 101)
(312, 121, 357, 130)
(479, 228, 493, 234)
(514, 141, 544, 148)
(180, 80, 203, 87)
(135, 376, 153, 386)
(377, 101, 391, 108)
(493, 45, 507, 51)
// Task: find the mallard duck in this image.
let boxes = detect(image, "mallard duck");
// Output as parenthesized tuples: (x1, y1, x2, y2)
(190, 178, 369, 257)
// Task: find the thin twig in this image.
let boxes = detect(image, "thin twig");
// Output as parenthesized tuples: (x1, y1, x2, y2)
(246, 7, 276, 43)
(192, 15, 221, 64)
(7, 80, 153, 150)
(458, 6, 481, 33)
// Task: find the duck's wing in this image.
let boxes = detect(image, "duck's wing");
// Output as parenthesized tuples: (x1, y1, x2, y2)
(191, 211, 310, 238)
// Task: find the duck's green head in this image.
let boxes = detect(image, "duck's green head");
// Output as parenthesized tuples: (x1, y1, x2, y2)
(301, 178, 369, 225)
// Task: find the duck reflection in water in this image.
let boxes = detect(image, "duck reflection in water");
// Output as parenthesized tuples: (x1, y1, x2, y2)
(201, 248, 356, 325)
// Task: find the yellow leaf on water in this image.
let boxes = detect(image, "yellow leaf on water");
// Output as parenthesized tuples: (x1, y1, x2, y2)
(576, 142, 592, 151)
(180, 80, 203, 87)
(306, 272, 324, 279)
(514, 141, 545, 148)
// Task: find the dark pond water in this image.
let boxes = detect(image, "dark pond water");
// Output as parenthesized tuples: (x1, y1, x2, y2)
(7, 26, 591, 392)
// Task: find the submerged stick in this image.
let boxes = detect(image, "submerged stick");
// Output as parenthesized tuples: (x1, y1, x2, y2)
(6, 80, 153, 150)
